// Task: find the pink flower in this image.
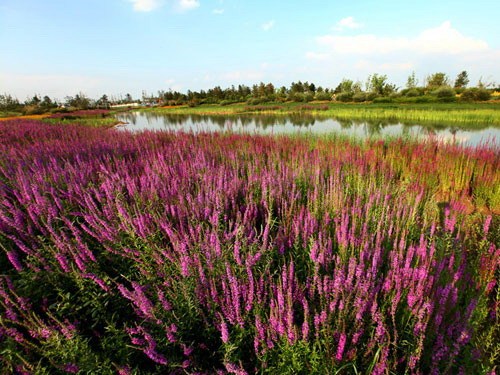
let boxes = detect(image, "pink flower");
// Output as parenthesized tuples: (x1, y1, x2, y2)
(335, 333, 346, 361)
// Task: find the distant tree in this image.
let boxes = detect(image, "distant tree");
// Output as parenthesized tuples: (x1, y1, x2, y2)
(42, 96, 52, 106)
(264, 83, 275, 98)
(25, 95, 41, 106)
(65, 92, 91, 109)
(406, 71, 418, 89)
(477, 77, 495, 89)
(0, 94, 22, 111)
(366, 73, 396, 96)
(125, 93, 133, 103)
(40, 96, 56, 109)
(426, 72, 449, 90)
(290, 81, 305, 94)
(454, 71, 469, 89)
(334, 79, 362, 102)
(97, 94, 110, 109)
(335, 79, 355, 94)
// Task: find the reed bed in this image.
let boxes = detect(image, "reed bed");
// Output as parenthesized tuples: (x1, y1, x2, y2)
(324, 107, 500, 126)
(152, 103, 500, 127)
(0, 120, 498, 374)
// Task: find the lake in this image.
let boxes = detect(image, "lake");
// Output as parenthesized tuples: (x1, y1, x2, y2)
(115, 111, 500, 146)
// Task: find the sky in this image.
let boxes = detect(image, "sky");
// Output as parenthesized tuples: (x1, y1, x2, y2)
(1, 0, 499, 101)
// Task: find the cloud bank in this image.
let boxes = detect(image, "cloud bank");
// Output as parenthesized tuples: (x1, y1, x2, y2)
(129, 0, 200, 12)
(311, 21, 488, 57)
(130, 0, 163, 12)
(262, 20, 275, 31)
(335, 16, 363, 31)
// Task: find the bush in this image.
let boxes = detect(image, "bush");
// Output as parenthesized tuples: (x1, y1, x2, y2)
(219, 100, 238, 106)
(475, 88, 492, 101)
(414, 95, 434, 103)
(335, 92, 353, 102)
(352, 92, 367, 102)
(22, 105, 46, 115)
(247, 98, 265, 105)
(404, 88, 421, 97)
(365, 92, 379, 101)
(314, 92, 332, 101)
(187, 99, 199, 107)
(460, 88, 491, 102)
(372, 96, 393, 103)
(288, 93, 314, 102)
(432, 86, 456, 99)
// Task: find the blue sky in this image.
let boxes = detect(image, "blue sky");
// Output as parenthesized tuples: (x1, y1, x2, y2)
(1, 0, 499, 100)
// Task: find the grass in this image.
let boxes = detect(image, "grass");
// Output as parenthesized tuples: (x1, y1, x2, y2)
(42, 116, 120, 128)
(0, 119, 498, 373)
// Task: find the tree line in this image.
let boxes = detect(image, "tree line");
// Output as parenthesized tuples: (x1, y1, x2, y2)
(1, 71, 497, 114)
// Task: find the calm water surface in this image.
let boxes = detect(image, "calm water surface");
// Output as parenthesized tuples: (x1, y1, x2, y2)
(116, 112, 500, 146)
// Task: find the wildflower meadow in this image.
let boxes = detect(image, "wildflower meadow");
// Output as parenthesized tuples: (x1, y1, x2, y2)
(0, 120, 498, 374)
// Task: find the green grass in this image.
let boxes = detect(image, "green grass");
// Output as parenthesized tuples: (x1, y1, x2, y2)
(0, 110, 23, 118)
(42, 117, 120, 128)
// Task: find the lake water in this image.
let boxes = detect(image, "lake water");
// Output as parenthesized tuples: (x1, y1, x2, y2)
(115, 112, 500, 146)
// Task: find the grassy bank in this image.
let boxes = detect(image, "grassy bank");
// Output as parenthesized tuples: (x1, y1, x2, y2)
(146, 102, 500, 127)
(0, 119, 498, 373)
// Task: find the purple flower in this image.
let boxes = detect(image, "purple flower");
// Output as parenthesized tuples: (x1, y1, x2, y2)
(335, 333, 346, 361)
(220, 318, 230, 344)
(63, 363, 79, 373)
(6, 251, 23, 271)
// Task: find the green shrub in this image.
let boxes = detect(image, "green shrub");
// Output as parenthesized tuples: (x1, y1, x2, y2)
(414, 95, 434, 103)
(475, 88, 492, 101)
(22, 105, 45, 115)
(220, 100, 238, 106)
(432, 86, 456, 99)
(247, 97, 265, 105)
(459, 88, 491, 102)
(372, 96, 393, 103)
(314, 91, 332, 101)
(404, 88, 421, 97)
(365, 92, 379, 101)
(335, 92, 353, 102)
(352, 92, 367, 102)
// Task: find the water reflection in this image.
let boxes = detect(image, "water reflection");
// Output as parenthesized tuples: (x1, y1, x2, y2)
(115, 112, 499, 146)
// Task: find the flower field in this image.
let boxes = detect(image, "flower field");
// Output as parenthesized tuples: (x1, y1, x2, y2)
(0, 120, 498, 374)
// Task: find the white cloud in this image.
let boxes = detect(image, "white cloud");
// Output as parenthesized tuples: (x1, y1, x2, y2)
(311, 21, 488, 57)
(212, 8, 224, 14)
(130, 0, 200, 13)
(335, 16, 363, 31)
(304, 21, 498, 88)
(222, 70, 264, 81)
(177, 0, 200, 11)
(413, 21, 488, 54)
(261, 20, 275, 31)
(130, 0, 163, 12)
